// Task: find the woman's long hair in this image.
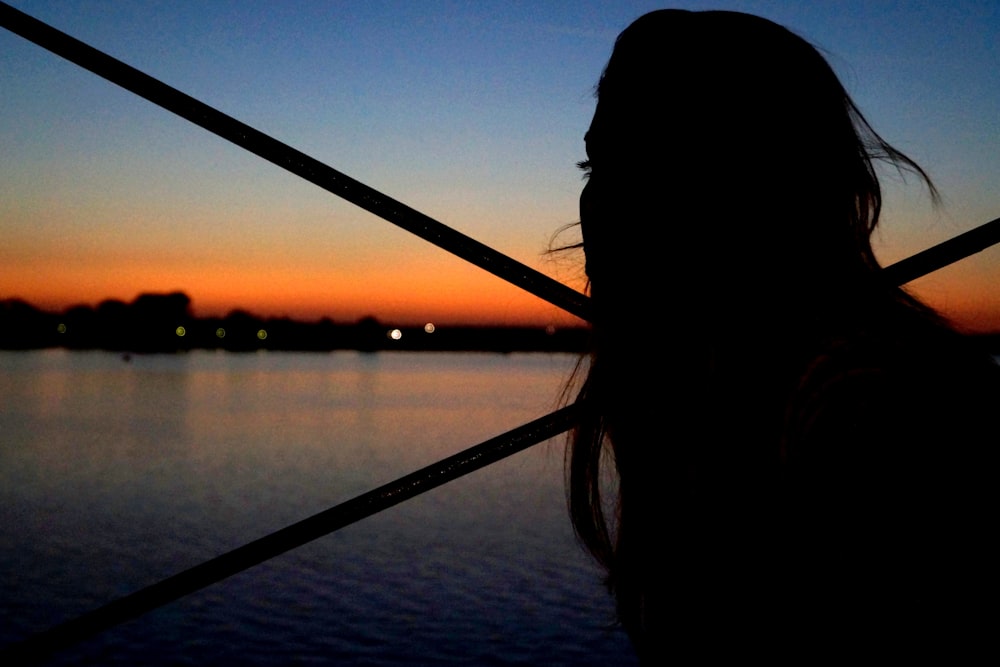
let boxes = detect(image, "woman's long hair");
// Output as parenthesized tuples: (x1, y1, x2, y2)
(566, 9, 943, 654)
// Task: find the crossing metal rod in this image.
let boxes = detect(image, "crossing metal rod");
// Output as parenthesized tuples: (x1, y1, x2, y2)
(2, 403, 581, 663)
(0, 1, 592, 324)
(882, 216, 1000, 286)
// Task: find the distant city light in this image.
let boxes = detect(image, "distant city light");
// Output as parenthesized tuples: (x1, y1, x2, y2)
(388, 328, 402, 341)
(424, 323, 436, 333)
(545, 325, 556, 335)
(216, 327, 226, 338)
(56, 323, 67, 334)
(175, 326, 186, 337)
(257, 329, 268, 340)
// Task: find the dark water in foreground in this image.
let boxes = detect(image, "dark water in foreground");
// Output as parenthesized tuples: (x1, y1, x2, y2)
(0, 350, 635, 665)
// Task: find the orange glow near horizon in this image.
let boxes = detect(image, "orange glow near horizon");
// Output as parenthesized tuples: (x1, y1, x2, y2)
(3, 214, 997, 332)
(0, 251, 588, 327)
(6, 256, 999, 332)
(902, 255, 1000, 334)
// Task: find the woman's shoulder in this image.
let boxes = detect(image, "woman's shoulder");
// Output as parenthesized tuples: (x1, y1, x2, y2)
(784, 315, 999, 520)
(792, 317, 999, 441)
(783, 319, 998, 649)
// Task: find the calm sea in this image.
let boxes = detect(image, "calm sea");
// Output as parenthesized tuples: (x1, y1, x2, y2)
(0, 350, 636, 666)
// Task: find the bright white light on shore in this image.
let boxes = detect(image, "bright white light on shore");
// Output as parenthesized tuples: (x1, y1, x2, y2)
(424, 323, 435, 333)
(389, 328, 402, 340)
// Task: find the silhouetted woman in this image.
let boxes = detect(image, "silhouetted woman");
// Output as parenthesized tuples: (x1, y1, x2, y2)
(567, 9, 999, 663)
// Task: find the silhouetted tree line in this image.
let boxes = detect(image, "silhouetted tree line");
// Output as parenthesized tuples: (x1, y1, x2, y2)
(0, 292, 591, 353)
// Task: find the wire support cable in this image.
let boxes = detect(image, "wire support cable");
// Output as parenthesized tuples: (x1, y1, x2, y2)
(882, 216, 1000, 287)
(0, 1, 591, 324)
(2, 404, 581, 663)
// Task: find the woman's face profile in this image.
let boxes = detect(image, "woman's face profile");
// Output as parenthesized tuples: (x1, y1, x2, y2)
(577, 99, 669, 290)
(578, 131, 595, 214)
(578, 127, 608, 284)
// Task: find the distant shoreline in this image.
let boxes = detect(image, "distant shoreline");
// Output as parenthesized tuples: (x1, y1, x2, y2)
(1, 294, 590, 354)
(4, 293, 998, 355)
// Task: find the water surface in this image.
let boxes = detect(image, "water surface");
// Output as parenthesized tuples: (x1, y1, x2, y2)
(0, 350, 634, 665)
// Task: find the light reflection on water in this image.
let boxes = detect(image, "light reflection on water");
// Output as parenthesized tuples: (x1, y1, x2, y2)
(0, 350, 634, 666)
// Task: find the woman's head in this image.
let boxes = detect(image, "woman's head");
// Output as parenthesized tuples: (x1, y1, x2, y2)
(580, 9, 934, 324)
(568, 10, 939, 651)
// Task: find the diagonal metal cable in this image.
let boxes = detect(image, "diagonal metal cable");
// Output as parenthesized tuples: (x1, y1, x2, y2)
(2, 2, 999, 662)
(0, 1, 591, 324)
(2, 404, 581, 663)
(881, 216, 1000, 287)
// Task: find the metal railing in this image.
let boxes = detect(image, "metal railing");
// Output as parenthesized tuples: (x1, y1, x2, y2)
(2, 2, 998, 662)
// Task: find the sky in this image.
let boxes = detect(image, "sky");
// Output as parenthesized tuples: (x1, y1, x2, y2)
(1, 0, 998, 330)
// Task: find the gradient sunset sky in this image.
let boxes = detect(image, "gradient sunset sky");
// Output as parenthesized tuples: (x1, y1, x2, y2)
(2, 1, 998, 329)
